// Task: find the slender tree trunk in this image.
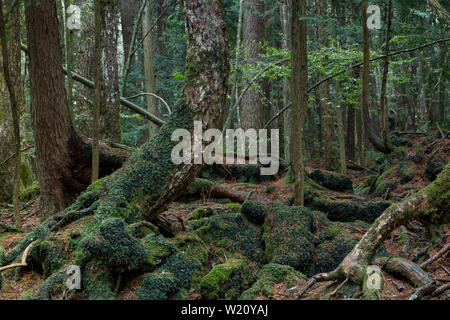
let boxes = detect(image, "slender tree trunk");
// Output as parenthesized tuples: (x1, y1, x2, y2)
(290, 0, 307, 205)
(241, 0, 265, 130)
(0, 0, 22, 228)
(119, 0, 139, 66)
(362, 0, 391, 155)
(223, 0, 243, 130)
(142, 0, 158, 138)
(280, 0, 291, 162)
(380, 0, 392, 149)
(438, 40, 447, 125)
(317, 0, 336, 168)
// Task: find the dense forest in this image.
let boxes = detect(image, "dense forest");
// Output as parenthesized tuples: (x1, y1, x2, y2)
(0, 0, 448, 302)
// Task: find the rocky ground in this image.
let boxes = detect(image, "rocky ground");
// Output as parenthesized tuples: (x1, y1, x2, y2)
(0, 133, 448, 300)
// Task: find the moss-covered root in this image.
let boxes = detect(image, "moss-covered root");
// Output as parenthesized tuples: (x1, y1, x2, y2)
(299, 162, 450, 298)
(374, 257, 432, 288)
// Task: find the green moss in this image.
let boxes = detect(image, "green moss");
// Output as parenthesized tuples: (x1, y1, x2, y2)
(188, 213, 265, 264)
(399, 161, 415, 184)
(263, 203, 315, 270)
(30, 238, 68, 278)
(80, 218, 147, 270)
(20, 162, 33, 189)
(391, 136, 412, 147)
(241, 200, 266, 225)
(425, 157, 446, 181)
(309, 169, 353, 192)
(200, 258, 251, 299)
(175, 233, 209, 289)
(240, 263, 306, 299)
(187, 178, 214, 193)
(81, 259, 115, 300)
(309, 198, 390, 223)
(20, 184, 40, 203)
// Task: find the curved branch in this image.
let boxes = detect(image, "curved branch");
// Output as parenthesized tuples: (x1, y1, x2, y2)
(125, 92, 172, 114)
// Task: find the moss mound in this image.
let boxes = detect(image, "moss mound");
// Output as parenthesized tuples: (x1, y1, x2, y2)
(241, 200, 266, 225)
(240, 263, 306, 299)
(263, 203, 315, 270)
(309, 169, 353, 192)
(187, 213, 265, 264)
(200, 258, 252, 299)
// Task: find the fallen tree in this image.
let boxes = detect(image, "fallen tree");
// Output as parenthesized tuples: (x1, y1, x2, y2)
(297, 162, 450, 298)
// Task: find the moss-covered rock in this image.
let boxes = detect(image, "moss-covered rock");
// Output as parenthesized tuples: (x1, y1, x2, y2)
(175, 233, 209, 290)
(240, 263, 306, 299)
(241, 200, 266, 225)
(425, 157, 446, 181)
(199, 164, 272, 184)
(309, 169, 353, 192)
(20, 184, 40, 203)
(391, 136, 412, 147)
(263, 203, 315, 270)
(187, 213, 265, 264)
(200, 258, 252, 299)
(80, 218, 147, 271)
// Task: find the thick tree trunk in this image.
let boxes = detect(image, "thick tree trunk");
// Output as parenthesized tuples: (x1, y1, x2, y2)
(290, 0, 307, 205)
(380, 0, 392, 150)
(25, 0, 125, 217)
(241, 0, 265, 130)
(0, 0, 23, 204)
(0, 0, 23, 227)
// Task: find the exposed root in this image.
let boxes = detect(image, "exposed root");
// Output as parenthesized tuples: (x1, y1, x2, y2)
(0, 241, 35, 273)
(296, 269, 341, 298)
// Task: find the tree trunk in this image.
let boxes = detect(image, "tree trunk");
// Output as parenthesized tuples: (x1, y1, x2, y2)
(438, 40, 447, 125)
(380, 0, 392, 150)
(290, 0, 307, 206)
(280, 0, 291, 162)
(96, 0, 121, 143)
(25, 0, 82, 217)
(25, 0, 125, 217)
(0, 0, 23, 228)
(317, 0, 336, 168)
(361, 0, 392, 155)
(241, 0, 265, 130)
(142, 0, 158, 139)
(119, 0, 139, 66)
(0, 0, 23, 204)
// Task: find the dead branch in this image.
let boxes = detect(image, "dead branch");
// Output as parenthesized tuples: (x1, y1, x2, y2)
(420, 243, 450, 269)
(296, 270, 340, 298)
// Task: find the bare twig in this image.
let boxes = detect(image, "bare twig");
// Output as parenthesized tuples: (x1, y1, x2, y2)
(0, 241, 35, 273)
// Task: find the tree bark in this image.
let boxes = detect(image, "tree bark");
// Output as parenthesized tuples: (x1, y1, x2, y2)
(290, 0, 307, 206)
(280, 0, 291, 162)
(119, 0, 139, 66)
(0, 0, 23, 228)
(241, 0, 266, 130)
(0, 0, 23, 204)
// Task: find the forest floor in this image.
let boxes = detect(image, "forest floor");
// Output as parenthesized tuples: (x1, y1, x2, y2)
(0, 133, 449, 300)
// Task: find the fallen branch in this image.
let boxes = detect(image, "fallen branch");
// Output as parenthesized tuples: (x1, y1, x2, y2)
(420, 242, 450, 269)
(296, 270, 340, 298)
(21, 44, 166, 127)
(0, 241, 35, 273)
